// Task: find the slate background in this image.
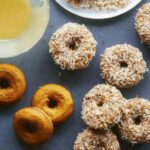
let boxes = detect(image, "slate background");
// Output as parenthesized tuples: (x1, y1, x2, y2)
(0, 0, 150, 149)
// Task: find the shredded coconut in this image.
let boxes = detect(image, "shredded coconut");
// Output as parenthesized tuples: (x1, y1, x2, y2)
(49, 23, 97, 70)
(68, 0, 129, 10)
(100, 44, 147, 89)
(135, 3, 150, 46)
(118, 98, 150, 144)
(82, 84, 124, 130)
(74, 128, 120, 150)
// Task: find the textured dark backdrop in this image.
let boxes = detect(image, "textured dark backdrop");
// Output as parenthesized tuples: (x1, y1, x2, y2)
(0, 0, 150, 149)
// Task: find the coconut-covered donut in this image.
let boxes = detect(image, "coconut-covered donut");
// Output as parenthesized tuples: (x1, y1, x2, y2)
(67, 0, 127, 10)
(100, 44, 147, 89)
(13, 107, 53, 145)
(0, 64, 26, 105)
(118, 98, 150, 144)
(135, 3, 150, 46)
(32, 84, 74, 124)
(74, 128, 120, 150)
(49, 23, 97, 70)
(82, 84, 123, 130)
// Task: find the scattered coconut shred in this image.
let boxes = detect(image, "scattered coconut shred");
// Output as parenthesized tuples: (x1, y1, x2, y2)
(68, 0, 129, 10)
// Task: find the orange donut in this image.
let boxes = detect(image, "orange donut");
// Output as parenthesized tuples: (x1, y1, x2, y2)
(13, 107, 53, 145)
(32, 84, 74, 124)
(0, 64, 26, 105)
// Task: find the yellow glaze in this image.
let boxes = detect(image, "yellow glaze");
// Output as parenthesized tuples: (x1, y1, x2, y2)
(0, 0, 32, 39)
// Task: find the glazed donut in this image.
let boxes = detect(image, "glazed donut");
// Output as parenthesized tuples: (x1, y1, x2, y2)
(82, 84, 123, 130)
(118, 98, 150, 144)
(100, 44, 147, 89)
(74, 128, 120, 150)
(32, 84, 74, 124)
(49, 23, 97, 70)
(135, 3, 150, 46)
(0, 64, 26, 105)
(13, 107, 53, 145)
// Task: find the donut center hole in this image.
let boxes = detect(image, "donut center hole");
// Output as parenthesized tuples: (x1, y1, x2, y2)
(134, 116, 142, 125)
(120, 61, 128, 68)
(22, 121, 37, 133)
(67, 37, 81, 50)
(0, 78, 10, 89)
(48, 99, 58, 108)
(97, 101, 104, 107)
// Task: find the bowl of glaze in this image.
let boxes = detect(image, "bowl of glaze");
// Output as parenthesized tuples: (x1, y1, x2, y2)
(0, 0, 50, 58)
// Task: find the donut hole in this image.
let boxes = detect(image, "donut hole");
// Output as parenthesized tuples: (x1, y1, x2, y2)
(66, 37, 81, 50)
(21, 120, 37, 134)
(0, 78, 10, 89)
(97, 101, 104, 107)
(120, 61, 128, 68)
(48, 98, 58, 108)
(134, 116, 142, 125)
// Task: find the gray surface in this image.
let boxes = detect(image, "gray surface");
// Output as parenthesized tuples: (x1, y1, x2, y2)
(0, 0, 150, 149)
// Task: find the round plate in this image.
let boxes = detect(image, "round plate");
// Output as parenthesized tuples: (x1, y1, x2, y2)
(0, 0, 50, 58)
(55, 0, 141, 19)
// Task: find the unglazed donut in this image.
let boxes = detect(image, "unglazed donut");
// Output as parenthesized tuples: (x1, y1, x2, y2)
(135, 3, 150, 46)
(49, 23, 97, 70)
(118, 98, 150, 144)
(100, 44, 147, 89)
(32, 84, 74, 124)
(74, 128, 120, 150)
(13, 107, 53, 145)
(0, 64, 26, 105)
(82, 84, 123, 130)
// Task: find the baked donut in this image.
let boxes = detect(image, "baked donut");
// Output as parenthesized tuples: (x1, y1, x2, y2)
(32, 84, 74, 124)
(13, 107, 53, 145)
(49, 23, 97, 70)
(100, 44, 147, 89)
(74, 128, 120, 150)
(82, 84, 123, 130)
(68, 0, 127, 10)
(0, 64, 26, 105)
(118, 98, 150, 144)
(135, 3, 150, 46)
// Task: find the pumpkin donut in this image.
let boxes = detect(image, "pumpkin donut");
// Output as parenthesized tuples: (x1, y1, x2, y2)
(32, 84, 74, 124)
(100, 44, 147, 89)
(13, 107, 53, 145)
(118, 98, 150, 144)
(74, 128, 120, 150)
(82, 84, 124, 130)
(0, 64, 26, 105)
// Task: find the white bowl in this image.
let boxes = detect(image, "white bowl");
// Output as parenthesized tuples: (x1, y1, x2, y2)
(55, 0, 141, 19)
(0, 0, 50, 58)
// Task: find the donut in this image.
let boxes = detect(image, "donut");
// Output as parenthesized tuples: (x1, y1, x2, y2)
(13, 107, 53, 145)
(74, 128, 120, 150)
(32, 84, 74, 124)
(100, 44, 147, 89)
(68, 0, 127, 10)
(118, 98, 150, 144)
(82, 84, 123, 130)
(49, 23, 97, 70)
(0, 64, 26, 105)
(135, 3, 150, 46)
